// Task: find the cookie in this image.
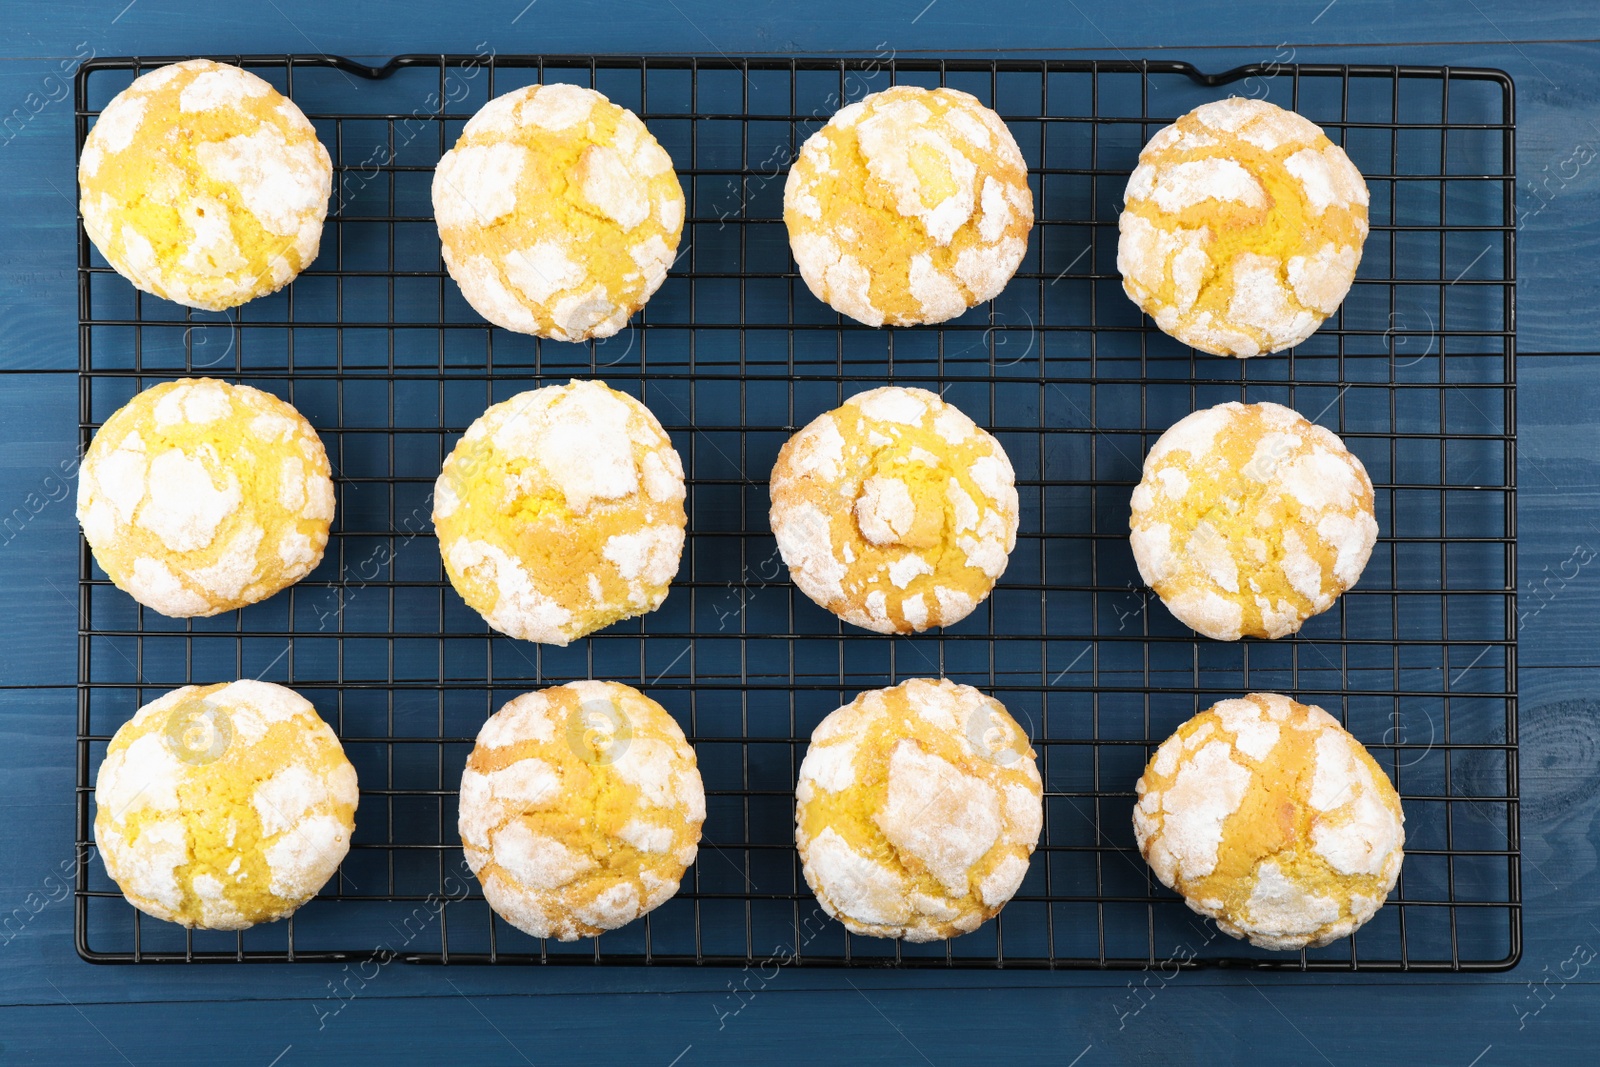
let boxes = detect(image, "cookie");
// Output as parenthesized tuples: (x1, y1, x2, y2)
(1133, 693, 1405, 950)
(1129, 401, 1377, 640)
(79, 59, 331, 310)
(94, 680, 358, 929)
(76, 378, 336, 617)
(795, 679, 1043, 941)
(1117, 97, 1369, 357)
(434, 379, 686, 645)
(434, 84, 684, 341)
(458, 681, 705, 941)
(769, 386, 1018, 634)
(785, 86, 1034, 327)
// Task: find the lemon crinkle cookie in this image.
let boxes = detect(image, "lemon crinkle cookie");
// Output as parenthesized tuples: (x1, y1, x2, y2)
(78, 59, 332, 311)
(458, 681, 705, 941)
(770, 386, 1019, 634)
(794, 679, 1043, 941)
(76, 378, 336, 617)
(434, 379, 686, 645)
(1133, 693, 1405, 950)
(1129, 400, 1377, 641)
(1117, 97, 1369, 357)
(784, 86, 1034, 327)
(94, 680, 358, 929)
(433, 83, 685, 341)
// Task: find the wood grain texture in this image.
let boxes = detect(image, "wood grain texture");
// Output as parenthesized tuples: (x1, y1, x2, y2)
(2, 0, 1599, 1061)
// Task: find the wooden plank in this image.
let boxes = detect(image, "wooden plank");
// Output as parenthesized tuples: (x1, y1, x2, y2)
(0, 978, 1596, 1063)
(0, 0, 1596, 62)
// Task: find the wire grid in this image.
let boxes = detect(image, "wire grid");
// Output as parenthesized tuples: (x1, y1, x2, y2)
(74, 54, 1518, 970)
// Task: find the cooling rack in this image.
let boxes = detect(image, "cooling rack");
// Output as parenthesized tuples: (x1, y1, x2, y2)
(74, 54, 1518, 970)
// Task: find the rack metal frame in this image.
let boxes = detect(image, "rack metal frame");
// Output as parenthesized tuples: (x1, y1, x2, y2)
(75, 54, 1518, 970)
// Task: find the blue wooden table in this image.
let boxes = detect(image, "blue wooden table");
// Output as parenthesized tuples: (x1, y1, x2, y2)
(3, 1, 1598, 1062)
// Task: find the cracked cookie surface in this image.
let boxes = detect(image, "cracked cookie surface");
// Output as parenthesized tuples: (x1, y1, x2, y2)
(77, 377, 335, 617)
(94, 680, 358, 930)
(434, 84, 684, 341)
(1117, 97, 1369, 357)
(1133, 693, 1404, 950)
(459, 681, 704, 941)
(784, 86, 1033, 327)
(434, 379, 686, 645)
(1129, 400, 1377, 641)
(769, 386, 1018, 634)
(79, 59, 331, 311)
(795, 679, 1043, 941)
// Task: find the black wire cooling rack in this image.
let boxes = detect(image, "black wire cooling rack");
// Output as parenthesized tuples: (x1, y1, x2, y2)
(74, 54, 1518, 971)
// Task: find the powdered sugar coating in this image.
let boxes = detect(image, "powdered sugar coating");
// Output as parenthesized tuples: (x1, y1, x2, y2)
(93, 681, 358, 929)
(795, 679, 1042, 941)
(434, 85, 684, 341)
(434, 380, 685, 645)
(785, 87, 1034, 327)
(79, 59, 331, 311)
(770, 387, 1018, 634)
(1117, 97, 1369, 357)
(1129, 401, 1377, 640)
(77, 379, 335, 617)
(1133, 693, 1404, 950)
(459, 682, 704, 941)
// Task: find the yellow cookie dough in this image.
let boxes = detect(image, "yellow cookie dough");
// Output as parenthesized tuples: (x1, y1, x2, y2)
(433, 379, 686, 645)
(795, 679, 1043, 941)
(1129, 401, 1377, 641)
(433, 83, 685, 341)
(76, 378, 336, 618)
(1133, 693, 1405, 950)
(94, 680, 358, 930)
(769, 386, 1018, 634)
(1117, 97, 1369, 357)
(458, 681, 705, 941)
(79, 59, 332, 311)
(784, 86, 1034, 327)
